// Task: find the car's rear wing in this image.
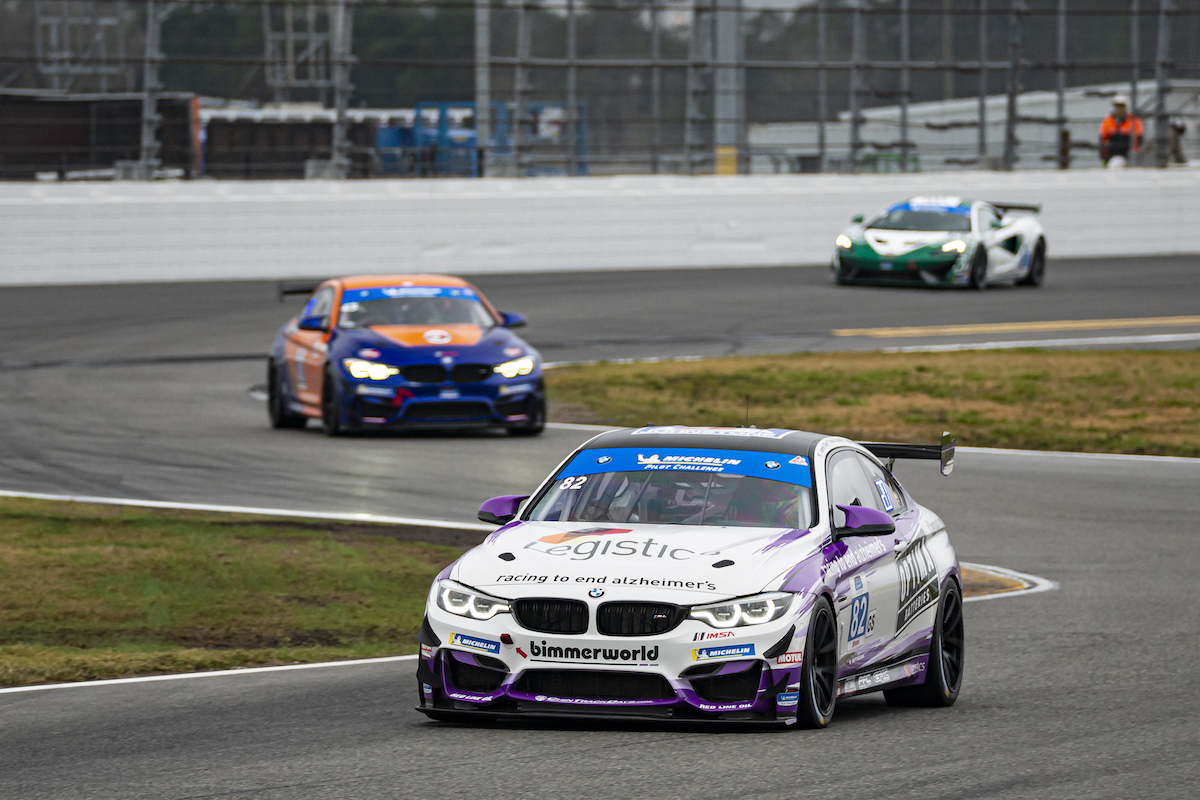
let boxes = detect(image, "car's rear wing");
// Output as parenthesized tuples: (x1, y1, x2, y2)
(860, 431, 955, 476)
(988, 201, 1042, 215)
(276, 281, 322, 303)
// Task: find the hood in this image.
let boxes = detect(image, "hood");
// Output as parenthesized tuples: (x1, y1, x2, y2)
(328, 325, 535, 365)
(370, 324, 485, 348)
(865, 229, 959, 257)
(453, 520, 823, 603)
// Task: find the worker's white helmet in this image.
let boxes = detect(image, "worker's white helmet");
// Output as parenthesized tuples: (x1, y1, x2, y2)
(1112, 93, 1130, 106)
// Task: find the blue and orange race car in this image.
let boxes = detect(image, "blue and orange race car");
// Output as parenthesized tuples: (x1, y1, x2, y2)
(268, 274, 545, 436)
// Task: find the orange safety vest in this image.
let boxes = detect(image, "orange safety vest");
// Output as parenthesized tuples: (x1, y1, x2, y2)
(1100, 114, 1144, 155)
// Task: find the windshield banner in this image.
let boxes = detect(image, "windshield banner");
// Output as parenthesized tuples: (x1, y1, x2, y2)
(341, 286, 480, 303)
(558, 448, 812, 487)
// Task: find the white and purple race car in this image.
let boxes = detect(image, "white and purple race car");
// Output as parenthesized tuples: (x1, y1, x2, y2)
(417, 425, 963, 727)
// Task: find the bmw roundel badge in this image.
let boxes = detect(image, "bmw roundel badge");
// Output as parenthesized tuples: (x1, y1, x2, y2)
(765, 461, 781, 469)
(588, 588, 605, 598)
(597, 456, 612, 464)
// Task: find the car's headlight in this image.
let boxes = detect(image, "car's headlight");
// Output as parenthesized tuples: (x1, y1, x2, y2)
(494, 357, 535, 378)
(689, 592, 794, 629)
(836, 234, 853, 249)
(436, 579, 511, 620)
(942, 239, 967, 253)
(342, 358, 400, 381)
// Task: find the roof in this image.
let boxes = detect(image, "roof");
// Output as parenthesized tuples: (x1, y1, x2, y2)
(580, 426, 829, 458)
(336, 274, 474, 290)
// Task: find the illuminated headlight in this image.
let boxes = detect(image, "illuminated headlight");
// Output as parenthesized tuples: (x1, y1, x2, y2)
(836, 234, 853, 249)
(436, 579, 511, 620)
(494, 357, 535, 379)
(942, 239, 967, 253)
(342, 358, 399, 381)
(689, 592, 794, 629)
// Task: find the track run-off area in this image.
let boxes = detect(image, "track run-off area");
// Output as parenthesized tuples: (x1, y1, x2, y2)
(1, 256, 1198, 799)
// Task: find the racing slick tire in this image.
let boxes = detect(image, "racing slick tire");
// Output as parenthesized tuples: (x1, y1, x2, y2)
(884, 578, 964, 708)
(507, 396, 546, 437)
(968, 249, 988, 290)
(321, 368, 347, 437)
(1018, 240, 1046, 287)
(795, 595, 838, 729)
(267, 360, 307, 429)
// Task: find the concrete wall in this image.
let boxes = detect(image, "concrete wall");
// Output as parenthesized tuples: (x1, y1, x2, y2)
(2, 169, 1198, 285)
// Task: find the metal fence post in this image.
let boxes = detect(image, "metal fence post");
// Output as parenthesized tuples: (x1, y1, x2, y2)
(513, 0, 530, 177)
(330, 0, 353, 176)
(979, 0, 988, 164)
(651, 0, 661, 174)
(848, 0, 864, 172)
(1002, 0, 1022, 171)
(138, 0, 163, 178)
(567, 0, 578, 176)
(900, 0, 910, 172)
(1131, 0, 1140, 118)
(1056, 0, 1068, 168)
(817, 0, 827, 172)
(475, 0, 491, 177)
(1154, 0, 1173, 168)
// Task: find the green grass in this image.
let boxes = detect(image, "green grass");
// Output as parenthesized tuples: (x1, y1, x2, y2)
(0, 498, 461, 687)
(545, 349, 1200, 457)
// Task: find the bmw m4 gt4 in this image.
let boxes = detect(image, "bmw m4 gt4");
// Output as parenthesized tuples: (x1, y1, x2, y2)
(268, 274, 544, 436)
(417, 425, 964, 727)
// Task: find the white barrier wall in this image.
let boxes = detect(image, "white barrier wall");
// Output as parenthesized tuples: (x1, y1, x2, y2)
(1, 170, 1197, 285)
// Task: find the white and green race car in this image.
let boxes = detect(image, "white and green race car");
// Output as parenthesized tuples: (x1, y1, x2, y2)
(832, 197, 1046, 289)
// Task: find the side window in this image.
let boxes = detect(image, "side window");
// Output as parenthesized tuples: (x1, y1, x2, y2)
(309, 287, 335, 319)
(856, 454, 908, 517)
(976, 206, 999, 233)
(826, 450, 881, 528)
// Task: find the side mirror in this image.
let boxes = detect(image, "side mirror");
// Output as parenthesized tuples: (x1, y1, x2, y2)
(990, 219, 1004, 229)
(835, 504, 896, 538)
(298, 315, 328, 332)
(478, 494, 529, 525)
(851, 214, 864, 224)
(499, 311, 527, 328)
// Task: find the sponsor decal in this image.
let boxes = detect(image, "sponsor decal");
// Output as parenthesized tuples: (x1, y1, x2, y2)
(536, 527, 632, 545)
(896, 538, 940, 633)
(532, 695, 659, 707)
(775, 651, 804, 665)
(838, 657, 925, 697)
(854, 576, 864, 591)
(496, 572, 717, 591)
(557, 448, 813, 487)
(422, 683, 433, 693)
(529, 641, 659, 664)
(695, 700, 756, 712)
(874, 479, 895, 513)
(357, 348, 381, 359)
(356, 385, 394, 397)
(776, 692, 799, 705)
(498, 382, 534, 396)
(523, 533, 716, 572)
(694, 631, 736, 642)
(495, 573, 549, 584)
(692, 644, 755, 661)
(449, 632, 501, 655)
(848, 593, 871, 641)
(823, 538, 888, 578)
(420, 644, 433, 658)
(503, 346, 524, 357)
(631, 426, 795, 440)
(637, 453, 743, 472)
(447, 691, 497, 703)
(346, 285, 479, 302)
(788, 456, 809, 466)
(438, 389, 461, 399)
(424, 329, 453, 345)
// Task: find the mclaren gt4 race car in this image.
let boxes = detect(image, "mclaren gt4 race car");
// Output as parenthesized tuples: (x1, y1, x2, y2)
(268, 274, 544, 436)
(417, 425, 964, 727)
(832, 196, 1046, 289)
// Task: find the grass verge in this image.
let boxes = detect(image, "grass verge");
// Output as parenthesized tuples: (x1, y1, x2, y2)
(0, 497, 460, 687)
(545, 349, 1200, 457)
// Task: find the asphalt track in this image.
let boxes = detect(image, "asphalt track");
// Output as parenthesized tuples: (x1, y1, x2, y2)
(1, 256, 1198, 798)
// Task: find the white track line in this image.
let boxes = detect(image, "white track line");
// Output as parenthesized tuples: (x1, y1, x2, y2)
(961, 561, 1060, 603)
(883, 332, 1200, 353)
(0, 490, 493, 532)
(0, 655, 418, 696)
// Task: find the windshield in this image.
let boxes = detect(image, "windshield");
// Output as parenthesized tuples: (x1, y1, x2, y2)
(337, 286, 495, 329)
(867, 210, 972, 232)
(526, 448, 815, 528)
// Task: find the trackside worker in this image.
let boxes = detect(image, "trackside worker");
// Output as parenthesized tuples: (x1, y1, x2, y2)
(1099, 94, 1143, 165)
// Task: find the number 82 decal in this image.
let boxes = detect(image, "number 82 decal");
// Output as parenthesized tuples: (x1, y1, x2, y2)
(560, 476, 589, 490)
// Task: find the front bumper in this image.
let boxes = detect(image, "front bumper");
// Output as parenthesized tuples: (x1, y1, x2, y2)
(417, 604, 809, 725)
(833, 250, 970, 287)
(338, 375, 544, 428)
